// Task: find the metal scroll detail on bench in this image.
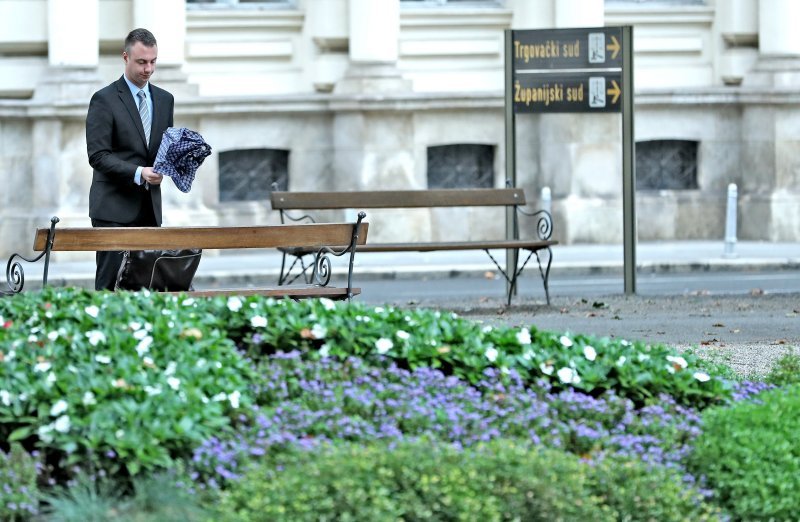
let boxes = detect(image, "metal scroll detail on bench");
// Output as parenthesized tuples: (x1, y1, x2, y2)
(2, 217, 60, 296)
(311, 211, 367, 295)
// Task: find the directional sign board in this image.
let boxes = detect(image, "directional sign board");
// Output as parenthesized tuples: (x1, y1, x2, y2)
(510, 27, 623, 113)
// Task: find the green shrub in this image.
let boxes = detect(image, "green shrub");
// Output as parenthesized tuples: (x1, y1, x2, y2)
(0, 443, 40, 520)
(764, 350, 800, 387)
(218, 440, 719, 521)
(0, 288, 257, 483)
(687, 383, 800, 520)
(40, 472, 208, 522)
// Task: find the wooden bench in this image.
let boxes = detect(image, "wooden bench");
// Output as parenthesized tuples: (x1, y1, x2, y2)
(2, 214, 368, 300)
(270, 187, 556, 305)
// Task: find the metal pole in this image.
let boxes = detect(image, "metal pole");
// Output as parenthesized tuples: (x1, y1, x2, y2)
(621, 25, 636, 295)
(723, 183, 738, 258)
(504, 29, 518, 302)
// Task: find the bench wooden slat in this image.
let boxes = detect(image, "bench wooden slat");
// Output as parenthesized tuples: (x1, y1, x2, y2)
(176, 286, 361, 298)
(358, 240, 557, 253)
(283, 240, 558, 255)
(34, 223, 369, 252)
(271, 188, 526, 210)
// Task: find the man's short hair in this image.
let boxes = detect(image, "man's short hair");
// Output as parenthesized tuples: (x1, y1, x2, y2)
(125, 28, 157, 53)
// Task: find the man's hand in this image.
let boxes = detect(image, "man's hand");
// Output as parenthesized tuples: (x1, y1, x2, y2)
(141, 167, 163, 186)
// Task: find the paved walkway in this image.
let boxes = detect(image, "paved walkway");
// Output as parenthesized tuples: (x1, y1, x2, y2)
(10, 240, 800, 290)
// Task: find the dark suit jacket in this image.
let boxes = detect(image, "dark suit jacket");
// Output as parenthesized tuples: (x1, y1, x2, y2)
(86, 76, 174, 225)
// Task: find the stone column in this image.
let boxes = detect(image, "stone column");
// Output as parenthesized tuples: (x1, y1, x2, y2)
(739, 0, 800, 240)
(744, 0, 800, 86)
(132, 0, 197, 97)
(305, 0, 349, 93)
(335, 0, 410, 93)
(33, 0, 102, 101)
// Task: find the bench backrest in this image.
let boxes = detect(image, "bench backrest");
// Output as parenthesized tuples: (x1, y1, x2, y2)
(34, 223, 369, 252)
(270, 188, 526, 210)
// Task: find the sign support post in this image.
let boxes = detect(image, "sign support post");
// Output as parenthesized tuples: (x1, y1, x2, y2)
(621, 25, 636, 295)
(504, 30, 518, 300)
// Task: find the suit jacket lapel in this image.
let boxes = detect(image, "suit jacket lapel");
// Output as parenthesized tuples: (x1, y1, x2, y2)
(116, 76, 148, 149)
(150, 85, 170, 150)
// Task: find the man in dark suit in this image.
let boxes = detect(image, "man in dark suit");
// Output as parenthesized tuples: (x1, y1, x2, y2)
(86, 28, 175, 290)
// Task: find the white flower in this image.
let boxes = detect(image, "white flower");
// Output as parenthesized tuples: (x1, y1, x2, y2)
(34, 362, 52, 373)
(522, 348, 534, 361)
(196, 358, 207, 368)
(167, 377, 181, 390)
(143, 356, 154, 366)
(4, 350, 15, 361)
(516, 328, 532, 345)
(129, 321, 142, 331)
(46, 372, 57, 384)
(666, 355, 688, 369)
(583, 346, 597, 361)
(616, 356, 626, 366)
(50, 399, 68, 416)
(115, 429, 125, 439)
(311, 324, 327, 339)
(182, 298, 196, 307)
(47, 331, 59, 341)
(540, 363, 554, 375)
(165, 361, 177, 376)
(251, 315, 268, 328)
(38, 424, 55, 443)
(693, 372, 711, 382)
(374, 306, 385, 313)
(559, 335, 573, 348)
(485, 346, 498, 362)
(638, 353, 650, 362)
(86, 330, 106, 347)
(28, 335, 37, 343)
(229, 390, 241, 409)
(319, 344, 330, 357)
(227, 297, 243, 312)
(54, 415, 70, 433)
(82, 392, 96, 406)
(144, 385, 162, 396)
(375, 338, 394, 354)
(212, 392, 227, 402)
(396, 330, 410, 340)
(319, 298, 336, 311)
(84, 305, 100, 318)
(666, 364, 676, 374)
(482, 325, 493, 333)
(557, 367, 581, 384)
(557, 367, 574, 383)
(0, 390, 11, 406)
(133, 329, 149, 340)
(136, 336, 152, 356)
(95, 354, 111, 364)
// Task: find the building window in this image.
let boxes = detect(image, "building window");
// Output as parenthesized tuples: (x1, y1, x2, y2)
(187, 0, 292, 7)
(427, 144, 494, 189)
(636, 140, 698, 190)
(402, 0, 502, 5)
(218, 148, 288, 202)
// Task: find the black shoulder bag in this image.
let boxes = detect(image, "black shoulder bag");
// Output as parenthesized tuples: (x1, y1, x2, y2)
(115, 249, 202, 292)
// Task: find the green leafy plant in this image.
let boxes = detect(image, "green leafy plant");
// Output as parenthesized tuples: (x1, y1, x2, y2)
(0, 443, 40, 520)
(218, 440, 719, 521)
(687, 383, 800, 520)
(764, 349, 800, 387)
(0, 288, 257, 483)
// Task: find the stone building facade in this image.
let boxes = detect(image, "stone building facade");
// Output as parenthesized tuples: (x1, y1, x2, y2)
(0, 0, 798, 259)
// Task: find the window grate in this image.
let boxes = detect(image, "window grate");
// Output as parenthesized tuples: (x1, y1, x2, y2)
(427, 144, 494, 189)
(218, 148, 288, 202)
(635, 140, 698, 190)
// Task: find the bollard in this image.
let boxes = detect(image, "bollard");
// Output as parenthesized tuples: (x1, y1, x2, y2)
(541, 186, 552, 216)
(723, 183, 737, 258)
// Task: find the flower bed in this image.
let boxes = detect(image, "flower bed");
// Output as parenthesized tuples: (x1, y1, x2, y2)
(0, 288, 794, 519)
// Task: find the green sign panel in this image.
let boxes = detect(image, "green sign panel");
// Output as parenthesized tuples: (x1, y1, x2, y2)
(513, 72, 622, 113)
(512, 27, 623, 71)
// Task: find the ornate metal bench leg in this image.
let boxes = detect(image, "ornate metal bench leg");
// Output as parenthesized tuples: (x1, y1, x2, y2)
(2, 216, 59, 296)
(535, 246, 553, 306)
